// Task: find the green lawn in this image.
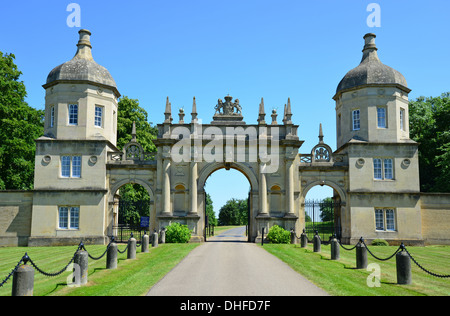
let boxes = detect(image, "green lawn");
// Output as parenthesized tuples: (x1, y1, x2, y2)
(262, 243, 450, 296)
(0, 243, 199, 296)
(2, 239, 449, 296)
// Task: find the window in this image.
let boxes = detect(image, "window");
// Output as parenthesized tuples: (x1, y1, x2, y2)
(384, 158, 393, 179)
(373, 158, 394, 180)
(59, 206, 80, 229)
(377, 107, 386, 128)
(375, 208, 396, 231)
(374, 158, 382, 180)
(69, 104, 78, 125)
(61, 156, 71, 178)
(72, 156, 81, 178)
(400, 108, 405, 131)
(95, 106, 103, 127)
(50, 106, 55, 128)
(352, 109, 360, 131)
(375, 209, 384, 230)
(386, 209, 396, 231)
(61, 156, 81, 178)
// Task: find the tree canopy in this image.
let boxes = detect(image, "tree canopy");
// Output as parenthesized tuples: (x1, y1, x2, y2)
(116, 96, 158, 153)
(205, 193, 218, 226)
(218, 198, 248, 226)
(115, 96, 158, 225)
(409, 93, 450, 192)
(0, 52, 44, 190)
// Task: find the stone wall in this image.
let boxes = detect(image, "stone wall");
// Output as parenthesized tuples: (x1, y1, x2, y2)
(420, 193, 450, 245)
(0, 191, 33, 247)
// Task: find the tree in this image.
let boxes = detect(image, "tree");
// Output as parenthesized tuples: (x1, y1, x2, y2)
(205, 193, 218, 226)
(0, 52, 44, 190)
(115, 96, 158, 224)
(117, 96, 157, 153)
(319, 197, 334, 222)
(218, 198, 248, 226)
(409, 93, 450, 192)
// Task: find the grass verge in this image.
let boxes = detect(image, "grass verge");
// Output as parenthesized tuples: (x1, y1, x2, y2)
(0, 243, 199, 296)
(262, 243, 450, 296)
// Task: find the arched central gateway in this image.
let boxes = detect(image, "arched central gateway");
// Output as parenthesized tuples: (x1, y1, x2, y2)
(107, 96, 306, 242)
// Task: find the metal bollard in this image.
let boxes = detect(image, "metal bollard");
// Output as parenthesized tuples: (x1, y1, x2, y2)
(331, 236, 340, 260)
(73, 249, 88, 286)
(313, 231, 321, 252)
(301, 229, 308, 248)
(152, 231, 159, 247)
(141, 232, 149, 253)
(396, 244, 412, 285)
(106, 242, 118, 269)
(127, 237, 136, 259)
(12, 254, 34, 296)
(261, 227, 265, 246)
(356, 238, 368, 269)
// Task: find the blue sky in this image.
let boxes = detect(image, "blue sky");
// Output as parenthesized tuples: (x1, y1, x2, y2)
(2, 1, 450, 215)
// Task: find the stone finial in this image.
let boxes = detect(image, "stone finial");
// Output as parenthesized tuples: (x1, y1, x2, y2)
(73, 29, 94, 61)
(178, 108, 185, 124)
(258, 97, 266, 124)
(361, 33, 379, 63)
(318, 123, 324, 143)
(191, 96, 198, 123)
(164, 97, 173, 123)
(271, 109, 278, 125)
(131, 121, 137, 142)
(284, 98, 292, 124)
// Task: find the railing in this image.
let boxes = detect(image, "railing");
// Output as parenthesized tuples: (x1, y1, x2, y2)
(107, 151, 156, 163)
(113, 225, 147, 243)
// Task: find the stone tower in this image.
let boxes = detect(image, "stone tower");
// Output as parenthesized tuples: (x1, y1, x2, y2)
(29, 30, 120, 245)
(333, 34, 421, 243)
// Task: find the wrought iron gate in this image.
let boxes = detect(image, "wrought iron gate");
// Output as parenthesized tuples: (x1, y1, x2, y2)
(304, 199, 341, 242)
(113, 200, 150, 243)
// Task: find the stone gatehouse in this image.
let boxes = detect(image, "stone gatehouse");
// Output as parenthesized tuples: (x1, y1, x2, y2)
(1, 30, 449, 247)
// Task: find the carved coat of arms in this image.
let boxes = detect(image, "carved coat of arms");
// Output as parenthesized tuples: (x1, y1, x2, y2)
(215, 95, 242, 116)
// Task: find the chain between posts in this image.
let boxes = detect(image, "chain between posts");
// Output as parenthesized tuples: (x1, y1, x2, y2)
(0, 255, 27, 288)
(290, 230, 450, 279)
(402, 245, 450, 278)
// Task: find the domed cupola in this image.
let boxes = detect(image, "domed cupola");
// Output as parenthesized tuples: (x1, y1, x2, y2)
(333, 33, 412, 149)
(335, 33, 410, 99)
(44, 29, 120, 98)
(41, 29, 119, 145)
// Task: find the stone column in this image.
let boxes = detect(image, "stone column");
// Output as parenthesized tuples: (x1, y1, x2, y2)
(285, 158, 295, 217)
(162, 158, 171, 215)
(259, 164, 268, 216)
(189, 162, 198, 214)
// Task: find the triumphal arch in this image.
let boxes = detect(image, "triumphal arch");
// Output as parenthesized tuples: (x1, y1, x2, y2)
(15, 29, 448, 247)
(107, 93, 320, 242)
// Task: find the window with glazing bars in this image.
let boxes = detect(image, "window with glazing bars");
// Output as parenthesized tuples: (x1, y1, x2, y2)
(69, 104, 78, 125)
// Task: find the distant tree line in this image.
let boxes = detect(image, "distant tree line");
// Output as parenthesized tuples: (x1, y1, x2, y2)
(217, 198, 248, 226)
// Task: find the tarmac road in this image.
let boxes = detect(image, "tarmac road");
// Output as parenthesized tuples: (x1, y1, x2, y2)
(146, 226, 328, 296)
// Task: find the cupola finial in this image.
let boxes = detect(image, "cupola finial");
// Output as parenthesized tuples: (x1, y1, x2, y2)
(361, 33, 379, 63)
(73, 29, 93, 61)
